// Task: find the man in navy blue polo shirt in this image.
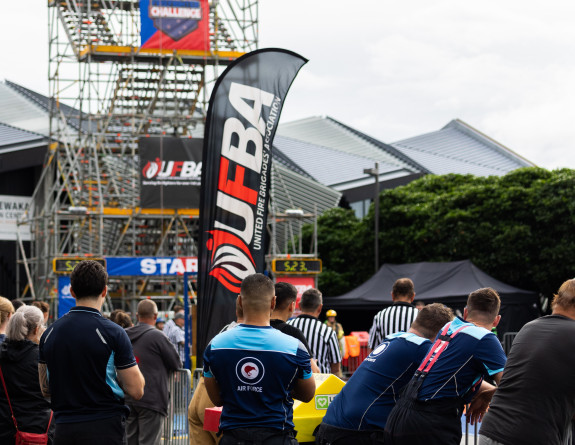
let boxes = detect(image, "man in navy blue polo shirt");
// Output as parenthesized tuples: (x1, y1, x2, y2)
(316, 303, 454, 445)
(385, 287, 507, 445)
(203, 273, 316, 445)
(39, 260, 145, 445)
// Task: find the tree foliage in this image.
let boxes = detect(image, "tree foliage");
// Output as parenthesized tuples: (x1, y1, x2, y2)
(311, 168, 575, 298)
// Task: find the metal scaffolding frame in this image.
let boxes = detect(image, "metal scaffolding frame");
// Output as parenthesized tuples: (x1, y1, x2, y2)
(19, 0, 259, 311)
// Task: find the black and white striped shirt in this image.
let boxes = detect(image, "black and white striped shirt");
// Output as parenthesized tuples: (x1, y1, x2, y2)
(287, 314, 342, 374)
(368, 302, 419, 349)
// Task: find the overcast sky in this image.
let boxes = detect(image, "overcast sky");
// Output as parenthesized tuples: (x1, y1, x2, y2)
(2, 1, 574, 169)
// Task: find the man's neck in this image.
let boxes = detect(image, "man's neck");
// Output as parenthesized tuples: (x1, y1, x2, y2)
(270, 309, 290, 322)
(299, 310, 318, 318)
(552, 307, 575, 320)
(75, 299, 102, 311)
(408, 327, 429, 341)
(242, 313, 270, 326)
(464, 316, 492, 331)
(393, 298, 412, 304)
(139, 318, 155, 326)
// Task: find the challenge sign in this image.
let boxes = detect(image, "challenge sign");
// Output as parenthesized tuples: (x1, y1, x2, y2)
(139, 137, 202, 208)
(197, 49, 308, 358)
(140, 0, 209, 51)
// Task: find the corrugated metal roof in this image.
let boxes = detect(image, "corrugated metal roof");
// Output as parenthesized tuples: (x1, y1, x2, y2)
(0, 82, 50, 135)
(0, 122, 47, 151)
(5, 80, 93, 133)
(273, 135, 408, 188)
(270, 163, 341, 252)
(277, 116, 427, 174)
(391, 119, 535, 176)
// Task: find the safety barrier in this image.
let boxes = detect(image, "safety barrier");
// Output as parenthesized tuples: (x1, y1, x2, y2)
(341, 331, 370, 378)
(162, 368, 192, 445)
(462, 406, 479, 445)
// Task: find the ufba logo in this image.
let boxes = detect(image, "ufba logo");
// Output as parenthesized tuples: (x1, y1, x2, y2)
(236, 357, 265, 385)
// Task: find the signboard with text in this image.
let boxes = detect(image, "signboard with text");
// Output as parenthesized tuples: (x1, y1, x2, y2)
(105, 256, 198, 276)
(0, 195, 31, 241)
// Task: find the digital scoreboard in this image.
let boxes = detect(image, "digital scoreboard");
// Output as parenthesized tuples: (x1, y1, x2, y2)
(272, 258, 322, 274)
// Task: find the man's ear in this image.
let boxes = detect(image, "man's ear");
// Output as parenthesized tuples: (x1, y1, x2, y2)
(463, 307, 468, 320)
(101, 285, 108, 299)
(270, 296, 276, 312)
(316, 304, 323, 317)
(410, 292, 416, 303)
(492, 314, 501, 328)
(288, 300, 295, 314)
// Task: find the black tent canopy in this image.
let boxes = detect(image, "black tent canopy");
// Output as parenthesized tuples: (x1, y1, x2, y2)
(323, 260, 540, 337)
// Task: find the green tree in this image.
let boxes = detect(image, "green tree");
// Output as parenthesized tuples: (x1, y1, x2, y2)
(313, 167, 575, 299)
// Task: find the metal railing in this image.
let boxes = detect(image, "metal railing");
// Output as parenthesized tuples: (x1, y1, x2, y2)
(162, 368, 192, 445)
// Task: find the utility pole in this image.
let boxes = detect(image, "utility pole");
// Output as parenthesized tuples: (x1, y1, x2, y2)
(363, 162, 379, 273)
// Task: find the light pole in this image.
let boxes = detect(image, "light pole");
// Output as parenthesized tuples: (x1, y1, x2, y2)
(363, 163, 379, 273)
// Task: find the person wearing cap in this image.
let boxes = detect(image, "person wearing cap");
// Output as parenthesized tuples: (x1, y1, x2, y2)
(163, 312, 186, 363)
(324, 309, 345, 357)
(155, 318, 165, 331)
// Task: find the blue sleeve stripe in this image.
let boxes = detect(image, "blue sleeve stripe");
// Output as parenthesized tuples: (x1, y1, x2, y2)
(485, 366, 504, 375)
(204, 369, 214, 378)
(302, 370, 313, 379)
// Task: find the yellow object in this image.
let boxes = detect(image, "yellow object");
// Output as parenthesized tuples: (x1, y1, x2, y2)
(326, 309, 337, 317)
(293, 373, 345, 443)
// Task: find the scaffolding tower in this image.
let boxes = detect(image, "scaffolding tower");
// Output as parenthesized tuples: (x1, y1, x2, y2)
(19, 0, 258, 311)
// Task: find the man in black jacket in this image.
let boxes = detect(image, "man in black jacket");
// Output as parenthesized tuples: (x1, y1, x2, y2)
(126, 300, 181, 445)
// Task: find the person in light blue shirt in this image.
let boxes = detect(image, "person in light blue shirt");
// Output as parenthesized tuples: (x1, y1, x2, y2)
(203, 273, 316, 445)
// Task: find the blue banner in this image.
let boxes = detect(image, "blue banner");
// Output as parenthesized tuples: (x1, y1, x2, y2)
(58, 276, 75, 317)
(105, 257, 198, 276)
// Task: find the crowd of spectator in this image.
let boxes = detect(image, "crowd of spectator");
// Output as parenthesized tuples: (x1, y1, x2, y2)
(1, 260, 575, 444)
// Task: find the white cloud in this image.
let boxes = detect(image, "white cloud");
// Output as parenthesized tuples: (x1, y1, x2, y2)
(2, 1, 575, 169)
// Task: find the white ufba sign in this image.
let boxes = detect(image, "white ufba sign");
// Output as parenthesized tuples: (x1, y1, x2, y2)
(0, 195, 31, 241)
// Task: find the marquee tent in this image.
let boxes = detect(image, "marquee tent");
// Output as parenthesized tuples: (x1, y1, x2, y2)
(323, 260, 540, 337)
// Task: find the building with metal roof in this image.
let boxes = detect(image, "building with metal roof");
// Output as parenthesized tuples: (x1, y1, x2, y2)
(391, 119, 535, 176)
(276, 116, 535, 217)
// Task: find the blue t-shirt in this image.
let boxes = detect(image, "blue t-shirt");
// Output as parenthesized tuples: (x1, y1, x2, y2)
(323, 332, 431, 430)
(203, 324, 313, 431)
(417, 317, 506, 403)
(39, 306, 137, 423)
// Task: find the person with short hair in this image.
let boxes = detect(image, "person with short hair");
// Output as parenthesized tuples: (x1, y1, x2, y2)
(316, 303, 454, 445)
(368, 278, 419, 350)
(287, 288, 342, 375)
(203, 273, 315, 445)
(478, 279, 575, 445)
(384, 288, 506, 445)
(39, 260, 145, 445)
(0, 296, 15, 346)
(126, 299, 181, 445)
(31, 301, 50, 324)
(163, 312, 186, 363)
(0, 305, 54, 444)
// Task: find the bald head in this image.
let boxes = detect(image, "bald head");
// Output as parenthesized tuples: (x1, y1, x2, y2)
(137, 299, 158, 325)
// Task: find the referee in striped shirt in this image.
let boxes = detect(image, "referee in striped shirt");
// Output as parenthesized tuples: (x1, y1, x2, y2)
(368, 278, 419, 350)
(288, 288, 342, 375)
